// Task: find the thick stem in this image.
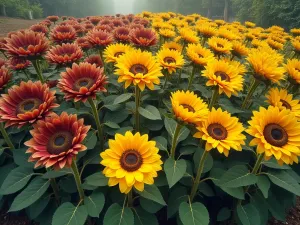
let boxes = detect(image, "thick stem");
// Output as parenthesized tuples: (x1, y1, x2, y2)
(0, 123, 14, 150)
(49, 177, 60, 205)
(135, 86, 141, 132)
(71, 159, 85, 202)
(208, 86, 219, 110)
(187, 66, 196, 90)
(32, 60, 45, 83)
(163, 74, 169, 90)
(241, 78, 260, 109)
(170, 123, 183, 159)
(190, 150, 209, 202)
(127, 189, 133, 207)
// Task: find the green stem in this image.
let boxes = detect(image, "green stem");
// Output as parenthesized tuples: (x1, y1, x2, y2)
(49, 177, 60, 205)
(127, 189, 133, 207)
(208, 86, 219, 110)
(177, 69, 182, 85)
(187, 66, 196, 90)
(23, 70, 30, 80)
(71, 159, 85, 202)
(74, 101, 80, 110)
(170, 123, 182, 159)
(0, 123, 14, 150)
(32, 60, 45, 83)
(135, 86, 141, 132)
(241, 78, 261, 109)
(190, 150, 209, 202)
(163, 74, 169, 90)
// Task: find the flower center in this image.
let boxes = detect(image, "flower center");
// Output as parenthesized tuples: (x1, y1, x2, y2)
(16, 98, 42, 115)
(180, 104, 195, 113)
(74, 78, 93, 91)
(207, 123, 228, 140)
(163, 56, 176, 64)
(215, 71, 230, 81)
(120, 150, 143, 172)
(263, 123, 288, 147)
(130, 64, 148, 75)
(295, 68, 300, 73)
(280, 99, 291, 110)
(170, 48, 177, 51)
(198, 53, 203, 58)
(114, 52, 124, 57)
(217, 43, 224, 48)
(47, 131, 73, 155)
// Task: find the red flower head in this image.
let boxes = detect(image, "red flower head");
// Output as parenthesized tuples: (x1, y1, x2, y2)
(87, 29, 114, 48)
(85, 55, 103, 68)
(0, 67, 11, 90)
(47, 80, 59, 88)
(4, 30, 49, 59)
(122, 19, 130, 25)
(114, 27, 131, 42)
(73, 24, 86, 35)
(25, 112, 90, 170)
(30, 24, 49, 35)
(83, 23, 95, 32)
(112, 19, 124, 27)
(0, 58, 6, 68)
(0, 81, 58, 128)
(41, 20, 52, 27)
(130, 24, 143, 30)
(89, 16, 101, 25)
(47, 16, 59, 23)
(9, 57, 31, 70)
(100, 19, 112, 26)
(58, 62, 108, 102)
(46, 43, 83, 66)
(75, 37, 92, 51)
(0, 38, 7, 52)
(51, 25, 77, 44)
(130, 28, 158, 47)
(95, 24, 113, 33)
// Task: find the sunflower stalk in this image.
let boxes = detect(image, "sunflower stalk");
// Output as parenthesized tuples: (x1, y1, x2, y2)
(209, 86, 219, 110)
(127, 189, 133, 207)
(48, 169, 60, 205)
(241, 78, 261, 109)
(0, 123, 14, 150)
(31, 59, 45, 83)
(71, 159, 85, 202)
(187, 66, 196, 90)
(135, 86, 141, 132)
(170, 123, 183, 159)
(163, 74, 169, 90)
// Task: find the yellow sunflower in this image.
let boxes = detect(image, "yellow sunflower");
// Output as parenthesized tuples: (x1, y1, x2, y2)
(186, 43, 215, 67)
(267, 38, 284, 50)
(291, 28, 300, 36)
(196, 25, 217, 38)
(156, 48, 184, 74)
(115, 49, 163, 91)
(292, 39, 300, 53)
(218, 28, 240, 41)
(285, 59, 300, 84)
(171, 90, 209, 125)
(162, 41, 183, 52)
(202, 59, 244, 97)
(100, 131, 163, 194)
(104, 43, 133, 63)
(194, 108, 246, 156)
(159, 29, 176, 39)
(266, 88, 300, 119)
(179, 27, 199, 44)
(231, 40, 248, 58)
(208, 37, 233, 55)
(245, 21, 256, 28)
(247, 106, 300, 165)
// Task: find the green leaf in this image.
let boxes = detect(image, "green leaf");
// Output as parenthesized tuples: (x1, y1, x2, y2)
(134, 207, 158, 225)
(198, 182, 214, 197)
(164, 158, 186, 188)
(0, 167, 33, 195)
(177, 127, 190, 144)
(103, 121, 121, 129)
(103, 203, 134, 225)
(27, 195, 50, 219)
(237, 204, 260, 225)
(85, 131, 97, 150)
(218, 165, 258, 188)
(193, 148, 213, 174)
(221, 187, 245, 200)
(266, 170, 300, 195)
(250, 192, 269, 225)
(52, 202, 88, 225)
(84, 190, 105, 218)
(84, 173, 108, 187)
(217, 207, 231, 222)
(262, 158, 290, 170)
(9, 177, 50, 212)
(13, 148, 34, 168)
(167, 186, 188, 219)
(104, 110, 129, 124)
(140, 197, 163, 214)
(137, 184, 166, 206)
(164, 117, 190, 144)
(152, 136, 168, 152)
(179, 146, 197, 156)
(139, 105, 161, 120)
(257, 176, 270, 198)
(113, 93, 133, 105)
(179, 202, 209, 225)
(42, 169, 71, 179)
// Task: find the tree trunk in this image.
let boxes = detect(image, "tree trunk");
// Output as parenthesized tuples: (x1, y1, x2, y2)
(207, 0, 212, 19)
(1, 4, 6, 16)
(224, 0, 229, 21)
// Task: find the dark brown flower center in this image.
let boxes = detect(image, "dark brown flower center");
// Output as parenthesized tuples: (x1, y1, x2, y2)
(120, 150, 143, 172)
(280, 99, 291, 110)
(47, 131, 73, 155)
(217, 43, 224, 48)
(16, 98, 42, 115)
(164, 57, 176, 64)
(263, 123, 288, 147)
(198, 53, 204, 58)
(130, 64, 148, 75)
(74, 78, 93, 91)
(114, 52, 124, 57)
(295, 68, 300, 73)
(181, 104, 195, 113)
(207, 123, 228, 140)
(215, 71, 230, 81)
(170, 48, 177, 51)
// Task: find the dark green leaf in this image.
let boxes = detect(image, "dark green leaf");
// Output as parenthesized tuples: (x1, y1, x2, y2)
(152, 136, 168, 152)
(52, 202, 88, 225)
(250, 192, 269, 225)
(113, 93, 133, 105)
(237, 204, 260, 225)
(104, 110, 129, 124)
(179, 146, 197, 156)
(138, 105, 161, 120)
(179, 202, 209, 225)
(59, 176, 77, 193)
(168, 186, 188, 219)
(13, 148, 34, 168)
(193, 148, 213, 174)
(262, 159, 290, 170)
(164, 158, 187, 188)
(103, 121, 121, 129)
(137, 184, 166, 206)
(42, 169, 71, 179)
(267, 170, 300, 195)
(27, 195, 50, 219)
(134, 207, 159, 225)
(84, 173, 108, 187)
(257, 176, 270, 198)
(84, 190, 105, 218)
(217, 207, 231, 222)
(103, 203, 134, 225)
(221, 187, 245, 200)
(198, 182, 214, 197)
(85, 131, 97, 149)
(140, 197, 163, 214)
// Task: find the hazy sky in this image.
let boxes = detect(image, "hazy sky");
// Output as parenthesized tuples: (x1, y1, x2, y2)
(113, 0, 135, 14)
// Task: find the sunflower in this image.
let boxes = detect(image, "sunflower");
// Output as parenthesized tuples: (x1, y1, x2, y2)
(9, 57, 31, 70)
(266, 88, 300, 119)
(89, 16, 101, 25)
(30, 24, 49, 35)
(51, 25, 77, 44)
(0, 66, 12, 90)
(267, 38, 284, 50)
(186, 43, 215, 68)
(231, 41, 248, 58)
(58, 62, 108, 102)
(245, 21, 256, 28)
(75, 37, 92, 51)
(87, 29, 114, 48)
(114, 27, 131, 43)
(47, 16, 59, 23)
(73, 24, 85, 36)
(85, 55, 103, 68)
(25, 112, 90, 170)
(162, 41, 183, 52)
(95, 24, 113, 33)
(100, 131, 163, 194)
(104, 43, 133, 63)
(179, 27, 199, 44)
(171, 90, 208, 125)
(218, 28, 240, 41)
(247, 106, 300, 165)
(196, 25, 218, 39)
(159, 29, 176, 39)
(0, 81, 58, 128)
(130, 28, 158, 47)
(292, 39, 300, 54)
(115, 49, 163, 91)
(285, 59, 300, 84)
(156, 48, 184, 74)
(194, 108, 245, 156)
(202, 59, 244, 97)
(208, 37, 232, 55)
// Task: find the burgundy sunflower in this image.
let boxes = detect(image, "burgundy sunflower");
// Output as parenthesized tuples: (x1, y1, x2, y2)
(46, 43, 83, 66)
(130, 28, 158, 47)
(89, 16, 101, 25)
(4, 30, 49, 59)
(9, 57, 31, 70)
(40, 20, 52, 28)
(0, 66, 11, 90)
(83, 23, 94, 31)
(87, 29, 114, 48)
(0, 58, 6, 68)
(47, 16, 59, 23)
(0, 38, 7, 52)
(75, 37, 92, 51)
(51, 25, 77, 44)
(25, 112, 90, 170)
(130, 24, 144, 30)
(95, 24, 113, 33)
(85, 55, 103, 68)
(30, 24, 49, 35)
(0, 81, 58, 128)
(114, 27, 131, 43)
(58, 62, 108, 102)
(112, 19, 124, 27)
(73, 24, 86, 36)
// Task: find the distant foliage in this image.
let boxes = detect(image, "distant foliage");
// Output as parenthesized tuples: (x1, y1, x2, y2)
(0, 0, 43, 19)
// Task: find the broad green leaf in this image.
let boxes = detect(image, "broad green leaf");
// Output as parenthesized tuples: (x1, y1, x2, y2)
(198, 182, 214, 197)
(179, 202, 209, 225)
(84, 190, 105, 217)
(134, 207, 159, 225)
(250, 192, 269, 225)
(193, 148, 213, 174)
(27, 195, 50, 219)
(84, 173, 108, 187)
(179, 146, 197, 156)
(140, 197, 163, 213)
(167, 186, 188, 219)
(59, 176, 77, 193)
(84, 131, 97, 149)
(13, 148, 34, 168)
(152, 136, 168, 152)
(52, 202, 88, 225)
(217, 207, 231, 222)
(42, 169, 71, 179)
(9, 177, 50, 212)
(221, 186, 245, 200)
(266, 192, 286, 221)
(236, 204, 260, 225)
(113, 93, 133, 105)
(266, 170, 300, 195)
(218, 165, 258, 188)
(104, 110, 129, 124)
(164, 158, 187, 188)
(138, 105, 161, 120)
(137, 184, 166, 206)
(177, 127, 190, 144)
(0, 167, 33, 195)
(164, 117, 190, 144)
(103, 203, 134, 225)
(262, 159, 290, 170)
(103, 121, 120, 129)
(257, 176, 270, 198)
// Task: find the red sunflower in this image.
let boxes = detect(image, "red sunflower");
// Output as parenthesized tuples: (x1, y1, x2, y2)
(75, 37, 92, 51)
(0, 67, 11, 90)
(9, 57, 31, 70)
(51, 25, 77, 44)
(85, 55, 103, 68)
(130, 28, 158, 47)
(0, 58, 6, 68)
(30, 24, 49, 35)
(47, 16, 59, 23)
(114, 27, 131, 43)
(87, 29, 114, 48)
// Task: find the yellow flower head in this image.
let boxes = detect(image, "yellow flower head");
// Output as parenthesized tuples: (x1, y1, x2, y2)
(202, 59, 244, 97)
(156, 48, 184, 74)
(218, 28, 240, 41)
(100, 131, 163, 194)
(179, 27, 199, 44)
(104, 43, 133, 63)
(285, 59, 300, 84)
(245, 21, 256, 28)
(186, 43, 215, 67)
(162, 41, 183, 52)
(208, 37, 233, 55)
(231, 40, 249, 58)
(171, 90, 209, 125)
(196, 25, 218, 38)
(159, 28, 176, 38)
(267, 38, 284, 50)
(291, 28, 300, 36)
(247, 106, 300, 165)
(292, 39, 300, 53)
(194, 108, 246, 156)
(215, 20, 225, 26)
(115, 49, 163, 91)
